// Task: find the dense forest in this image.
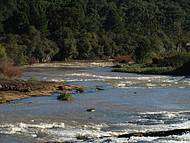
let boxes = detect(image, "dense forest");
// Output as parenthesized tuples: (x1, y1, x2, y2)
(0, 0, 190, 64)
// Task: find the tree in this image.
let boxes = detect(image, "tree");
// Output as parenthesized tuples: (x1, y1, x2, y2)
(0, 0, 190, 64)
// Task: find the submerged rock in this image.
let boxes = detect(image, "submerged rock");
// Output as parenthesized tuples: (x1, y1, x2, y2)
(118, 128, 190, 138)
(96, 86, 104, 91)
(76, 87, 85, 93)
(86, 108, 96, 112)
(76, 134, 90, 140)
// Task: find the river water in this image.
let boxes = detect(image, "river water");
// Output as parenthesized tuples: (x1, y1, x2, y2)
(0, 62, 190, 143)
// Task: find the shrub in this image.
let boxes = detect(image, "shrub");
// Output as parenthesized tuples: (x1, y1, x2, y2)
(169, 61, 190, 76)
(153, 52, 190, 68)
(114, 55, 133, 63)
(112, 63, 174, 74)
(0, 44, 6, 58)
(29, 57, 39, 65)
(57, 92, 72, 101)
(77, 87, 85, 93)
(0, 59, 22, 78)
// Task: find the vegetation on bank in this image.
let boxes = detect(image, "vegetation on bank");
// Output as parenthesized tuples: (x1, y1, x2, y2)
(0, 57, 85, 104)
(0, 79, 58, 103)
(0, 0, 190, 65)
(167, 61, 190, 76)
(0, 77, 83, 103)
(0, 59, 22, 78)
(57, 92, 73, 101)
(113, 64, 174, 75)
(113, 52, 190, 75)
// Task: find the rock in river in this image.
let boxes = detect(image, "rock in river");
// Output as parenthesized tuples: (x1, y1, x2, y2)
(86, 108, 96, 112)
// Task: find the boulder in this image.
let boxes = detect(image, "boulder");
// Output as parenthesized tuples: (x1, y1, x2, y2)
(86, 108, 96, 112)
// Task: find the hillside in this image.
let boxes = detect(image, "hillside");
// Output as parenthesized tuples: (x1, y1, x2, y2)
(0, 0, 190, 64)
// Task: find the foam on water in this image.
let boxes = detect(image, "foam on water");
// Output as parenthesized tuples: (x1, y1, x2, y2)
(23, 63, 190, 88)
(66, 73, 127, 80)
(0, 122, 112, 142)
(1, 111, 190, 142)
(24, 62, 114, 68)
(64, 73, 190, 88)
(8, 63, 190, 142)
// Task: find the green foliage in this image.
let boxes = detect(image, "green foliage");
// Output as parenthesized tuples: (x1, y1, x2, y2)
(113, 64, 174, 75)
(57, 92, 72, 101)
(0, 0, 190, 63)
(2, 26, 58, 64)
(0, 44, 6, 58)
(77, 87, 85, 93)
(154, 52, 190, 68)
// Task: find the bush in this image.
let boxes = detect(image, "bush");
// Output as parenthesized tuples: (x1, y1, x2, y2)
(0, 59, 22, 78)
(153, 52, 190, 68)
(0, 44, 6, 58)
(77, 87, 85, 93)
(29, 57, 39, 65)
(114, 55, 133, 63)
(113, 63, 174, 74)
(57, 92, 72, 101)
(169, 61, 190, 76)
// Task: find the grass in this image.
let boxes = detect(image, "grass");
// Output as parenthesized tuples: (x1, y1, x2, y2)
(57, 92, 72, 101)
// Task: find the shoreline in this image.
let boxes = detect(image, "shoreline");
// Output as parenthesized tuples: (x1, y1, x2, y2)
(112, 63, 190, 76)
(0, 61, 112, 104)
(0, 79, 82, 104)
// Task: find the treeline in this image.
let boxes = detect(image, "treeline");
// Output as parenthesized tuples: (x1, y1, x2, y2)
(0, 0, 190, 64)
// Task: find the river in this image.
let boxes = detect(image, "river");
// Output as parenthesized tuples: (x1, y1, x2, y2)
(0, 62, 190, 143)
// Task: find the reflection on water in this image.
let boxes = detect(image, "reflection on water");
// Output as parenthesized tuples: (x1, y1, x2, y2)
(0, 62, 190, 143)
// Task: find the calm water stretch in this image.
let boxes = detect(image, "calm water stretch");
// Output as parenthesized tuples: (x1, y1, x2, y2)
(0, 62, 190, 143)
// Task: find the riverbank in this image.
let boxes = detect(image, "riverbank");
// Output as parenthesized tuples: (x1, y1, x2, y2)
(0, 78, 82, 103)
(112, 52, 190, 76)
(166, 61, 190, 76)
(112, 63, 190, 76)
(112, 64, 174, 75)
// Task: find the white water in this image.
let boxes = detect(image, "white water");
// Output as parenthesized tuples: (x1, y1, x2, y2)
(1, 111, 190, 142)
(0, 62, 190, 143)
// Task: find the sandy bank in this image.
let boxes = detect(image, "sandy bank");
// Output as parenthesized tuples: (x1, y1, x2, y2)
(0, 79, 81, 103)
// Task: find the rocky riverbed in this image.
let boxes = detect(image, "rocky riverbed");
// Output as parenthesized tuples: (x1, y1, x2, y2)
(0, 78, 82, 103)
(0, 62, 190, 143)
